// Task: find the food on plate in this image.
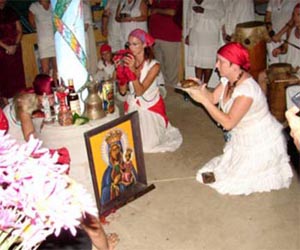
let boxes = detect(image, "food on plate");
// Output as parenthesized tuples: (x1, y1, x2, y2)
(180, 79, 199, 88)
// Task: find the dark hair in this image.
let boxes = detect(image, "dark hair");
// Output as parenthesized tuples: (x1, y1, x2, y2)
(144, 46, 155, 61)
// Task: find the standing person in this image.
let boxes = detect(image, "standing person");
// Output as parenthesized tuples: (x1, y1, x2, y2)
(29, 0, 58, 80)
(185, 0, 225, 84)
(0, 0, 26, 100)
(221, 0, 255, 44)
(148, 0, 182, 87)
(116, 29, 182, 152)
(265, 0, 297, 64)
(115, 0, 148, 49)
(258, 3, 300, 98)
(182, 42, 293, 195)
(101, 0, 122, 52)
(275, 3, 300, 109)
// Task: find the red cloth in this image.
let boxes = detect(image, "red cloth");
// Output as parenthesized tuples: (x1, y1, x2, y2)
(100, 44, 112, 54)
(217, 42, 251, 71)
(148, 0, 182, 42)
(49, 147, 71, 166)
(124, 96, 169, 127)
(113, 50, 137, 87)
(0, 108, 9, 133)
(129, 29, 155, 47)
(0, 6, 26, 98)
(33, 74, 54, 95)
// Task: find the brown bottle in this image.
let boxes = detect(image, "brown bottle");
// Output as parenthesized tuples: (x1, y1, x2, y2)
(67, 79, 81, 115)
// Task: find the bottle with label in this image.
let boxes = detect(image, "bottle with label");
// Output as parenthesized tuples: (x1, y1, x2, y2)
(67, 79, 81, 115)
(42, 93, 52, 123)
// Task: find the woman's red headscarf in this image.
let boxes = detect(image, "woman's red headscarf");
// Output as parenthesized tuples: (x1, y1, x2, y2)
(33, 74, 54, 95)
(129, 29, 155, 47)
(217, 42, 250, 71)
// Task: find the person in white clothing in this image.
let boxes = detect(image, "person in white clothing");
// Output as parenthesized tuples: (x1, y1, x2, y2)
(116, 0, 148, 49)
(265, 0, 297, 64)
(276, 3, 300, 109)
(115, 28, 182, 153)
(257, 3, 300, 106)
(94, 44, 116, 82)
(221, 0, 255, 44)
(101, 0, 122, 52)
(29, 0, 57, 81)
(182, 42, 292, 195)
(185, 0, 225, 84)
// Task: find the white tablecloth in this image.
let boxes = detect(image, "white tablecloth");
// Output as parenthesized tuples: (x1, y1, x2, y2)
(39, 108, 120, 196)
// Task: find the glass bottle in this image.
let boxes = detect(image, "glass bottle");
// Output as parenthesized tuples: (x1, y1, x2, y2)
(56, 91, 73, 126)
(67, 79, 81, 115)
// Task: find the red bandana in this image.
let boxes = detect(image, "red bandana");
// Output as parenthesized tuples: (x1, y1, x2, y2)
(217, 42, 250, 71)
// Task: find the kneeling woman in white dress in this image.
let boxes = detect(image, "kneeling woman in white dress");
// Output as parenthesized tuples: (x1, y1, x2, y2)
(183, 42, 293, 195)
(117, 28, 182, 153)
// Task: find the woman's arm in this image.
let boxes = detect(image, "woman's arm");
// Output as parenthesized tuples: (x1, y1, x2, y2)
(185, 86, 253, 130)
(203, 95, 253, 130)
(129, 0, 147, 22)
(115, 3, 122, 22)
(19, 111, 36, 141)
(28, 10, 36, 30)
(15, 20, 23, 45)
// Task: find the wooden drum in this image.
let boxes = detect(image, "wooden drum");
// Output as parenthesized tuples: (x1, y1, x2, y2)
(233, 21, 270, 80)
(267, 63, 298, 122)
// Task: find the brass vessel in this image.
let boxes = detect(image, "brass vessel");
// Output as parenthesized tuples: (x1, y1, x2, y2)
(82, 80, 105, 120)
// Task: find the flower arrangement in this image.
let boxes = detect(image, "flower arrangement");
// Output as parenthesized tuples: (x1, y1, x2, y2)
(0, 131, 98, 250)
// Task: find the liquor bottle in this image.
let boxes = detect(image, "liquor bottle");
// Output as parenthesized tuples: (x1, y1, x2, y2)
(67, 79, 81, 115)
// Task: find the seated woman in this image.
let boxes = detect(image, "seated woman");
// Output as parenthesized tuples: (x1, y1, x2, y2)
(182, 42, 293, 195)
(2, 73, 54, 143)
(116, 28, 182, 153)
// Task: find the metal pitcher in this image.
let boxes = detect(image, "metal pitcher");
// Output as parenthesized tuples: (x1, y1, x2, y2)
(82, 80, 105, 120)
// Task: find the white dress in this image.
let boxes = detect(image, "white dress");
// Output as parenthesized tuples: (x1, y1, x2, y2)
(196, 78, 293, 195)
(186, 0, 224, 68)
(126, 59, 182, 153)
(29, 2, 55, 59)
(222, 0, 255, 37)
(119, 0, 148, 48)
(105, 0, 122, 52)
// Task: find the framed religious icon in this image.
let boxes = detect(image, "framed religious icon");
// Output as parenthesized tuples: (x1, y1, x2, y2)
(84, 111, 155, 216)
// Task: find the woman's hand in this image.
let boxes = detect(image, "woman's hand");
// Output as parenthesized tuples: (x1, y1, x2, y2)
(272, 47, 282, 57)
(6, 45, 17, 55)
(181, 83, 208, 104)
(123, 54, 136, 73)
